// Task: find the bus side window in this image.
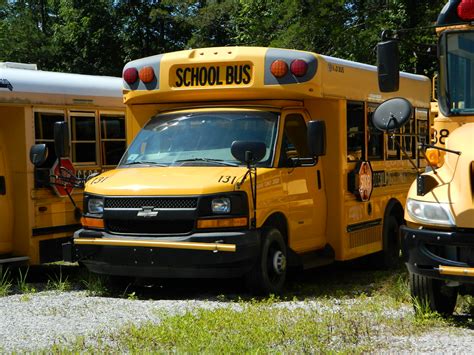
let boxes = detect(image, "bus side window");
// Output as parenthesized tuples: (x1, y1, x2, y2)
(100, 114, 126, 166)
(34, 112, 66, 187)
(367, 104, 384, 160)
(70, 113, 97, 165)
(347, 102, 365, 162)
(279, 114, 310, 167)
(402, 111, 416, 159)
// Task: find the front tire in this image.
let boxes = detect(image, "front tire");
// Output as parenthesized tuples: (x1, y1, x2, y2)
(246, 228, 287, 295)
(409, 271, 458, 315)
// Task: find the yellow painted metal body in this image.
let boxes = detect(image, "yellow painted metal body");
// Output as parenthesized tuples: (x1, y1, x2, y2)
(82, 46, 431, 263)
(0, 71, 125, 264)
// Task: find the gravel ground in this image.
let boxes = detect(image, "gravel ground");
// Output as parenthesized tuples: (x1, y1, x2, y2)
(1, 290, 473, 353)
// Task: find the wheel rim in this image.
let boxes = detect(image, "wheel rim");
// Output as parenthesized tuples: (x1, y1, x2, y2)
(267, 243, 286, 283)
(272, 250, 286, 275)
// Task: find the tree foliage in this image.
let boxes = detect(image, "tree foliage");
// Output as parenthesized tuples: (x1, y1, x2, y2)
(0, 0, 446, 77)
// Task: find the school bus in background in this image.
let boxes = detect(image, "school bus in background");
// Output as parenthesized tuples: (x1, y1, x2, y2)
(0, 62, 126, 268)
(376, 0, 474, 315)
(61, 46, 430, 294)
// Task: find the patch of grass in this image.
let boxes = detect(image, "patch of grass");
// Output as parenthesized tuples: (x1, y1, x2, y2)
(16, 267, 36, 294)
(57, 294, 447, 353)
(457, 295, 474, 315)
(80, 272, 108, 296)
(412, 296, 446, 327)
(0, 268, 12, 297)
(46, 267, 72, 292)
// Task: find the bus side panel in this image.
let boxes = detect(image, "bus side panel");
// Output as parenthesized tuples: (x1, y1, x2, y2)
(304, 98, 345, 259)
(0, 106, 35, 259)
(0, 130, 13, 254)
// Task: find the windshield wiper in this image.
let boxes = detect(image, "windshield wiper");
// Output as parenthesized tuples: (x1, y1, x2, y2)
(122, 161, 168, 167)
(174, 158, 239, 166)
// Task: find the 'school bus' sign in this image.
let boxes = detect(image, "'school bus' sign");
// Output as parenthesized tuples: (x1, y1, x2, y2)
(171, 63, 253, 88)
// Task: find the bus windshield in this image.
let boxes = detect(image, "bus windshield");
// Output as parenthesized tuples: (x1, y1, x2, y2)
(119, 110, 278, 167)
(445, 31, 474, 115)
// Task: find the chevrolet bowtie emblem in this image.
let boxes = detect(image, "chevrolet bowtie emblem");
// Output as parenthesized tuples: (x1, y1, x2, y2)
(137, 206, 159, 217)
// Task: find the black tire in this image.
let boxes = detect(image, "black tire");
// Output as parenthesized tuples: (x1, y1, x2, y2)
(409, 271, 458, 315)
(371, 215, 402, 269)
(382, 215, 402, 268)
(245, 228, 287, 295)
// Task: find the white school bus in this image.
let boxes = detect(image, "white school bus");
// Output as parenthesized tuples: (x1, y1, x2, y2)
(0, 62, 125, 267)
(63, 47, 430, 293)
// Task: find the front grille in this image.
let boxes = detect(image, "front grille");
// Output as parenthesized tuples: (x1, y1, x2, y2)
(107, 219, 194, 235)
(105, 197, 198, 209)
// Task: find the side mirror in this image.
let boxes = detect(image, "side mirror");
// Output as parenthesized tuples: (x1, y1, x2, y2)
(54, 121, 70, 158)
(231, 141, 266, 165)
(372, 98, 413, 132)
(29, 144, 48, 167)
(307, 120, 326, 157)
(377, 40, 399, 92)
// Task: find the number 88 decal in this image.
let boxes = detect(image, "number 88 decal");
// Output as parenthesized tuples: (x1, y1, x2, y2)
(432, 129, 450, 145)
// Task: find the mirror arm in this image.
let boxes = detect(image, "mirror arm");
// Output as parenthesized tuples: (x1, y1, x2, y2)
(421, 143, 461, 156)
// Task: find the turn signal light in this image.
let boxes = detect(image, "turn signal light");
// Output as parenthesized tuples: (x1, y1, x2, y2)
(458, 0, 474, 21)
(270, 60, 288, 78)
(197, 217, 248, 229)
(123, 68, 138, 84)
(425, 148, 440, 166)
(81, 217, 105, 229)
(139, 66, 155, 83)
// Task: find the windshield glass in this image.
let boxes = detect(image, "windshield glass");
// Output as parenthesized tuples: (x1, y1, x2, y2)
(445, 31, 474, 114)
(119, 110, 278, 167)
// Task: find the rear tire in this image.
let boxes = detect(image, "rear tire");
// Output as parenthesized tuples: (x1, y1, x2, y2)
(245, 228, 287, 295)
(371, 215, 402, 269)
(409, 271, 458, 315)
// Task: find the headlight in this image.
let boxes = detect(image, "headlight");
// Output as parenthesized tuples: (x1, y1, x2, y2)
(211, 197, 231, 214)
(406, 198, 455, 226)
(88, 198, 104, 215)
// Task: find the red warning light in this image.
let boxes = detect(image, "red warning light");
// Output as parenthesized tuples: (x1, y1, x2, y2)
(458, 0, 474, 21)
(290, 59, 308, 77)
(123, 68, 138, 84)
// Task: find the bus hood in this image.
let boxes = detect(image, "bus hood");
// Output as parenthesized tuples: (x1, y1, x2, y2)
(84, 166, 249, 196)
(406, 123, 474, 228)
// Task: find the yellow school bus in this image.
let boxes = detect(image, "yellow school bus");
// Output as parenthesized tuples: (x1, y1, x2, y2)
(376, 0, 474, 315)
(64, 47, 430, 293)
(0, 62, 125, 267)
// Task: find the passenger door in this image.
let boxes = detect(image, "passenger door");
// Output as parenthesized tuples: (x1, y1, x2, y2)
(279, 111, 327, 252)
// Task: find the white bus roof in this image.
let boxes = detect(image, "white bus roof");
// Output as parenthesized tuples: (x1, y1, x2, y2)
(0, 65, 123, 107)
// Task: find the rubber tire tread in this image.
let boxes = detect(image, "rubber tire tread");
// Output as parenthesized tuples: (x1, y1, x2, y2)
(409, 271, 457, 315)
(245, 228, 286, 295)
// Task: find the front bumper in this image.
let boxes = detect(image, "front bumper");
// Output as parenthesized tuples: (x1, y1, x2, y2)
(64, 229, 260, 278)
(401, 225, 474, 284)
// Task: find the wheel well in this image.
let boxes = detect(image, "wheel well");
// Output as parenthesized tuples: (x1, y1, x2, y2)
(384, 198, 404, 226)
(262, 213, 288, 244)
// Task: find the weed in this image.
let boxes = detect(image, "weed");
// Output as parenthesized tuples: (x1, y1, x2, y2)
(20, 294, 31, 302)
(46, 267, 72, 292)
(81, 272, 108, 296)
(456, 295, 474, 315)
(16, 267, 35, 294)
(0, 268, 12, 297)
(412, 296, 445, 326)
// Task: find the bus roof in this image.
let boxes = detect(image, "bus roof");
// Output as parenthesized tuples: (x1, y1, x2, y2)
(0, 65, 123, 107)
(122, 46, 431, 108)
